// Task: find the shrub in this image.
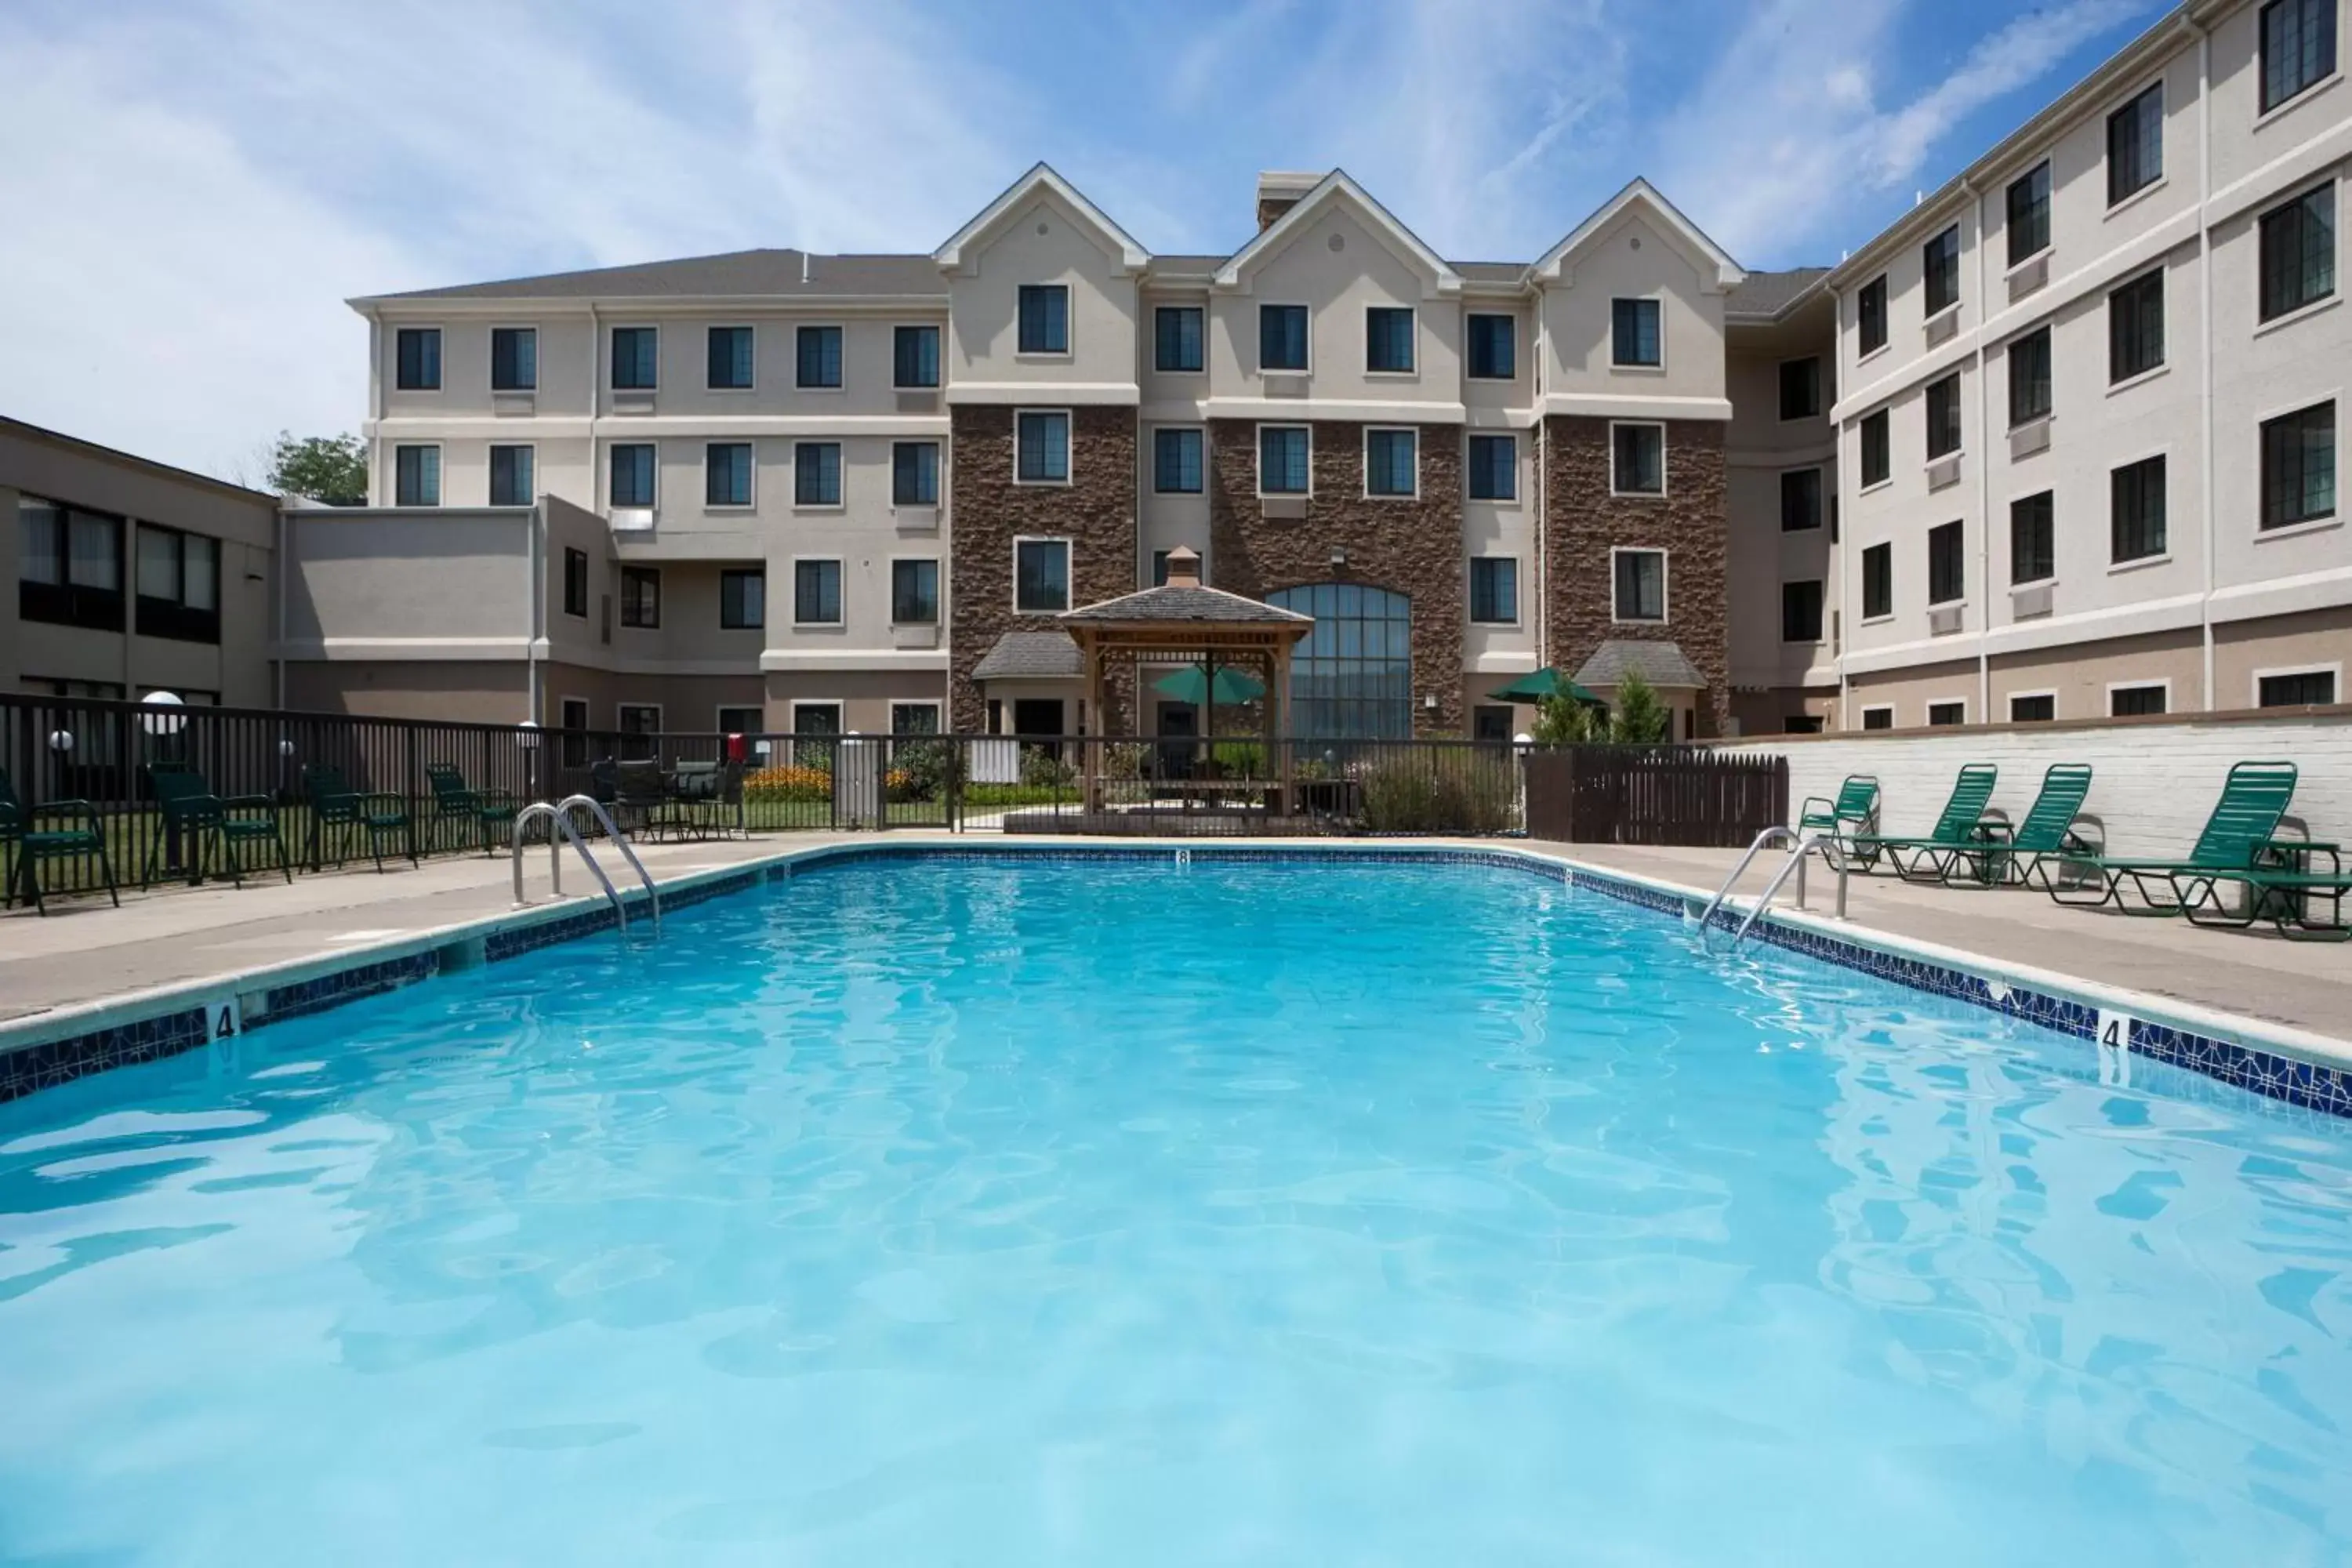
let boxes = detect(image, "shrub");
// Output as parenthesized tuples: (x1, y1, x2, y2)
(743, 764, 831, 804)
(1358, 751, 1518, 834)
(888, 739, 962, 801)
(1611, 672, 1671, 744)
(1019, 746, 1076, 791)
(1210, 740, 1264, 778)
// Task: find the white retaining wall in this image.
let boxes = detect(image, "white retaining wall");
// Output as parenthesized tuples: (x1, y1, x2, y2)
(1726, 712, 2352, 859)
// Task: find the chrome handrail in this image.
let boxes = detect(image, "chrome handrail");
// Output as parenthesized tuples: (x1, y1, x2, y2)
(554, 794, 660, 934)
(1733, 829, 1847, 946)
(511, 802, 630, 930)
(1695, 826, 1802, 931)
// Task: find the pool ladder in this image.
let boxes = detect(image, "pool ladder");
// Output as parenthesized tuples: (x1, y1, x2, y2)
(510, 795, 661, 935)
(1697, 826, 1847, 946)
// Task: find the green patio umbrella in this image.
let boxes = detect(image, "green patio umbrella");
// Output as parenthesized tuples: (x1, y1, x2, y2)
(1153, 662, 1267, 706)
(1486, 667, 1602, 705)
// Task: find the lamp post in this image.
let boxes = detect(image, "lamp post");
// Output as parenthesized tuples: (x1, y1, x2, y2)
(517, 720, 541, 810)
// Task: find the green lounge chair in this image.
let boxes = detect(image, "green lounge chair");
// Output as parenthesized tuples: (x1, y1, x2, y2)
(2181, 852, 2352, 942)
(2034, 760, 2298, 916)
(302, 764, 416, 873)
(1798, 775, 1879, 854)
(1933, 763, 2096, 886)
(1, 767, 118, 915)
(141, 765, 292, 889)
(1848, 764, 1998, 877)
(426, 764, 520, 855)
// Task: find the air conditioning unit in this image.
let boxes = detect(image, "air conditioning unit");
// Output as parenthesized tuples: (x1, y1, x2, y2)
(492, 391, 535, 417)
(895, 390, 940, 413)
(1260, 496, 1308, 521)
(894, 505, 940, 535)
(1264, 375, 1308, 398)
(2009, 417, 2051, 459)
(1929, 604, 1965, 636)
(2012, 583, 2054, 619)
(1925, 309, 1960, 347)
(608, 506, 655, 533)
(892, 623, 940, 650)
(1926, 456, 1962, 491)
(2006, 254, 2049, 301)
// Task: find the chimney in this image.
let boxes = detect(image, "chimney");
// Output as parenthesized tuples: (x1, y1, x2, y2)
(1163, 546, 1203, 587)
(1254, 171, 1323, 231)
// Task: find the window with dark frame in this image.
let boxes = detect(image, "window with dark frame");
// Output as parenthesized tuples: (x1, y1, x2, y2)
(1613, 550, 1665, 622)
(394, 445, 440, 506)
(1858, 274, 1889, 355)
(2259, 670, 2337, 706)
(1259, 426, 1310, 494)
(1860, 410, 1890, 487)
(720, 567, 765, 630)
(1468, 557, 1517, 623)
(1611, 298, 1661, 366)
(1613, 423, 1664, 495)
(1928, 521, 1965, 604)
(793, 559, 842, 624)
(891, 559, 939, 624)
(620, 564, 660, 628)
(1779, 357, 1821, 420)
(394, 327, 441, 390)
(1153, 428, 1203, 494)
(609, 444, 656, 507)
(1018, 285, 1070, 354)
(560, 697, 590, 766)
(1768, 468, 1818, 535)
(2107, 82, 2164, 206)
(1863, 707, 1895, 731)
(705, 442, 753, 507)
(894, 325, 941, 388)
(1154, 307, 1203, 373)
(1473, 705, 1515, 743)
(1260, 304, 1308, 371)
(132, 523, 219, 643)
(717, 706, 764, 739)
(490, 326, 535, 391)
(563, 547, 589, 618)
(2260, 0, 2338, 113)
(893, 441, 939, 506)
(2009, 327, 2052, 426)
(2259, 183, 2336, 321)
(891, 702, 941, 736)
(1152, 550, 1172, 586)
(2109, 269, 2166, 381)
(708, 325, 754, 390)
(488, 445, 534, 506)
(795, 325, 843, 389)
(611, 326, 657, 390)
(1467, 434, 1515, 502)
(2111, 684, 2167, 717)
(1781, 579, 1824, 643)
(2010, 693, 2056, 722)
(1862, 541, 1893, 619)
(2011, 491, 2055, 584)
(1928, 701, 1966, 727)
(2007, 162, 2051, 265)
(1926, 372, 1962, 459)
(2261, 401, 2336, 531)
(1923, 225, 1962, 317)
(2111, 454, 2168, 562)
(1467, 314, 1515, 379)
(1015, 539, 1071, 612)
(1364, 429, 1417, 497)
(795, 441, 842, 506)
(1015, 412, 1070, 484)
(1366, 307, 1415, 373)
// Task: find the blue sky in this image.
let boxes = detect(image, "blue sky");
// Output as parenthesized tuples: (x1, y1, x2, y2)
(0, 0, 2164, 481)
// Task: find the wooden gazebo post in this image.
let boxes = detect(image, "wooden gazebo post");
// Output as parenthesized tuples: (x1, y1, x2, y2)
(1078, 626, 1105, 814)
(1272, 639, 1294, 815)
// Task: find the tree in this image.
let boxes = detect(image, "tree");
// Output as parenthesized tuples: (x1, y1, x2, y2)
(1530, 687, 1604, 744)
(1528, 673, 1673, 746)
(267, 431, 368, 505)
(1610, 671, 1672, 744)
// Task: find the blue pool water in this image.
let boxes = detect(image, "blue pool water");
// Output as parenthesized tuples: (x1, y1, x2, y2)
(2, 855, 2350, 1565)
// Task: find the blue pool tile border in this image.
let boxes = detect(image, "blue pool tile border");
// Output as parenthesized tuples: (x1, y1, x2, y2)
(0, 1007, 209, 1105)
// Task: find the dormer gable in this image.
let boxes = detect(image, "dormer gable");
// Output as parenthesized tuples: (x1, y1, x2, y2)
(1214, 170, 1462, 299)
(1526, 178, 1744, 293)
(935, 162, 1150, 276)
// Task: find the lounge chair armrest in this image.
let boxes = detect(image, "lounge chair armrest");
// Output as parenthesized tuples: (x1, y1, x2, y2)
(28, 799, 103, 829)
(357, 791, 411, 811)
(1797, 794, 1835, 818)
(1969, 821, 2013, 844)
(2259, 837, 2340, 874)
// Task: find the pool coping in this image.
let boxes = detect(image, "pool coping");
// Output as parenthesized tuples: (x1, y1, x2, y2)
(2, 837, 2348, 1117)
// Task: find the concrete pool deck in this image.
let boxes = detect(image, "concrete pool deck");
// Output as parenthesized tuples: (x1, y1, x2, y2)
(3, 833, 2348, 1051)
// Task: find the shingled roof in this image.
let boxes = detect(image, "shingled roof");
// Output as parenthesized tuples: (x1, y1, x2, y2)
(1059, 583, 1312, 626)
(1573, 639, 1704, 689)
(969, 630, 1083, 681)
(366, 249, 946, 303)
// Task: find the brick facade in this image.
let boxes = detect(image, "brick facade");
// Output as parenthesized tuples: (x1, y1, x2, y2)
(946, 404, 1138, 732)
(1541, 416, 1730, 734)
(1207, 419, 1468, 736)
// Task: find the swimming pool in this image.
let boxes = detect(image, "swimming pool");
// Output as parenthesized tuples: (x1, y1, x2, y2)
(2, 852, 2348, 1564)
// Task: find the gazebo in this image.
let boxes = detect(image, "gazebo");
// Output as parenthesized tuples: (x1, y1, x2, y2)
(1057, 548, 1315, 817)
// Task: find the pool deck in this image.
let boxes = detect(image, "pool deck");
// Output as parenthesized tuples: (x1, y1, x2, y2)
(3, 833, 2348, 1051)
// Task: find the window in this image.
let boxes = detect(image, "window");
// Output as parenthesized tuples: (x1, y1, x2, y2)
(394, 445, 441, 506)
(2008, 162, 2052, 265)
(793, 559, 842, 624)
(560, 697, 591, 766)
(1259, 426, 1310, 495)
(706, 443, 753, 507)
(791, 704, 842, 766)
(1154, 307, 1203, 373)
(1152, 550, 1173, 586)
(2107, 83, 2164, 205)
(1366, 307, 1415, 372)
(1928, 521, 1965, 604)
(2111, 684, 2168, 716)
(1469, 558, 1517, 623)
(795, 442, 842, 506)
(717, 706, 764, 739)
(620, 565, 660, 628)
(1780, 468, 1823, 532)
(1779, 357, 1821, 420)
(1613, 550, 1666, 622)
(2010, 692, 2056, 722)
(891, 559, 939, 624)
(2261, 0, 2338, 113)
(563, 547, 589, 618)
(2110, 269, 2166, 380)
(488, 445, 534, 506)
(1862, 706, 1895, 731)
(133, 524, 219, 643)
(707, 325, 754, 390)
(1260, 304, 1308, 371)
(394, 327, 441, 390)
(611, 326, 658, 390)
(894, 325, 941, 388)
(1611, 423, 1664, 495)
(1018, 285, 1069, 354)
(1926, 373, 1962, 459)
(1927, 700, 1967, 727)
(1015, 539, 1071, 612)
(1467, 434, 1516, 502)
(1015, 411, 1070, 484)
(1473, 706, 1514, 743)
(796, 325, 843, 389)
(2111, 454, 2168, 562)
(1862, 542, 1893, 619)
(1153, 428, 1203, 494)
(491, 327, 536, 391)
(1785, 715, 1825, 735)
(1364, 428, 1417, 497)
(891, 702, 941, 736)
(609, 444, 656, 508)
(2261, 401, 2336, 530)
(1467, 313, 1515, 379)
(1611, 298, 1661, 366)
(2259, 183, 2336, 321)
(617, 705, 662, 755)
(1781, 579, 1824, 643)
(2259, 670, 2337, 706)
(720, 568, 764, 630)
(1858, 274, 1889, 355)
(893, 441, 940, 506)
(2011, 491, 2055, 583)
(1923, 224, 1962, 317)
(1267, 583, 1414, 739)
(2009, 327, 2052, 426)
(1860, 410, 1891, 487)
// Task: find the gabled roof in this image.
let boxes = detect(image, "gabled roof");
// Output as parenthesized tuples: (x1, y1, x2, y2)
(1725, 267, 1831, 321)
(358, 249, 943, 305)
(1060, 583, 1314, 626)
(1573, 639, 1704, 690)
(934, 162, 1150, 274)
(1214, 170, 1462, 297)
(970, 630, 1084, 681)
(1526, 178, 1744, 293)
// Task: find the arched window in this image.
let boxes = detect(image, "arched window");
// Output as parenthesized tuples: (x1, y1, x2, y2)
(1267, 583, 1412, 738)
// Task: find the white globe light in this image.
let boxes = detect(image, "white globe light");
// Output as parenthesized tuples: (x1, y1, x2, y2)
(139, 691, 187, 735)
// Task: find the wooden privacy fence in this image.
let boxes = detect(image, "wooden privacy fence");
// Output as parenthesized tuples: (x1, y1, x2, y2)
(1523, 746, 1788, 846)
